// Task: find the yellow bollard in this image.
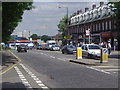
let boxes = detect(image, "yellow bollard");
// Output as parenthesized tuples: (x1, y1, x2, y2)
(101, 48, 108, 62)
(76, 47, 82, 59)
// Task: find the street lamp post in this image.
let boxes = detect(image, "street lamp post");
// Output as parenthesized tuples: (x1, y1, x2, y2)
(59, 6, 69, 44)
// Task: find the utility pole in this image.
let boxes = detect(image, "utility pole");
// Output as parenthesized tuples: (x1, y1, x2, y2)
(29, 31, 31, 40)
(22, 31, 24, 38)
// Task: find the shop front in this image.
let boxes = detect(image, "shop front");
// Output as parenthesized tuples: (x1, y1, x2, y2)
(91, 33, 100, 44)
(71, 34, 84, 46)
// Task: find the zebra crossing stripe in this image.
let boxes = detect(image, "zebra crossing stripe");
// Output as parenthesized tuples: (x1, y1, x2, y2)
(14, 66, 33, 89)
(19, 63, 49, 89)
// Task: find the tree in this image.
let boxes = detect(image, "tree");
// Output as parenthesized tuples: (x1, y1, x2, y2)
(110, 2, 120, 50)
(40, 35, 51, 42)
(2, 2, 34, 43)
(0, 2, 2, 43)
(57, 16, 67, 39)
(30, 34, 40, 39)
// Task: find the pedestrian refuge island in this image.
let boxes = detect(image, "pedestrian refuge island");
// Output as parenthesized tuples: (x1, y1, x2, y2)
(100, 48, 108, 63)
(76, 47, 82, 59)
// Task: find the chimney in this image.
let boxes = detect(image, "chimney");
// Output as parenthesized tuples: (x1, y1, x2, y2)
(92, 4, 96, 9)
(85, 8, 89, 12)
(77, 9, 82, 14)
(100, 2, 104, 7)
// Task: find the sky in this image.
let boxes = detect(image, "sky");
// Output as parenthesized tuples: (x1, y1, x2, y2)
(12, 1, 108, 37)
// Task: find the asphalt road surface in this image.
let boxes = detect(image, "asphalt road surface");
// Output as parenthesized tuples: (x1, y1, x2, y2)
(2, 50, 119, 89)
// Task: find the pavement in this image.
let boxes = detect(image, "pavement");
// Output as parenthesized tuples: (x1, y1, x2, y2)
(0, 50, 18, 74)
(0, 50, 119, 73)
(70, 51, 119, 66)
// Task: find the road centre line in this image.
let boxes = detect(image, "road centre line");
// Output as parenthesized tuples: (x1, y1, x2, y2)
(20, 63, 49, 89)
(14, 66, 33, 89)
(50, 56, 55, 58)
(57, 58, 65, 61)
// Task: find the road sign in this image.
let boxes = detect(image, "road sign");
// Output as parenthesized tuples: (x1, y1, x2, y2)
(86, 28, 90, 36)
(101, 48, 108, 62)
(76, 47, 82, 59)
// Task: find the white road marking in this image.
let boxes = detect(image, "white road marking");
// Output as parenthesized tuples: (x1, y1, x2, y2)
(50, 56, 55, 58)
(20, 63, 49, 89)
(92, 66, 119, 68)
(40, 53, 43, 54)
(57, 58, 65, 61)
(86, 66, 111, 74)
(14, 66, 33, 89)
(104, 69, 120, 71)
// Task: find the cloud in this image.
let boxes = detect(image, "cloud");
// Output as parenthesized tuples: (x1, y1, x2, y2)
(13, 2, 107, 36)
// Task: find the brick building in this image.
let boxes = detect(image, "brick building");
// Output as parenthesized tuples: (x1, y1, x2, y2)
(68, 2, 119, 50)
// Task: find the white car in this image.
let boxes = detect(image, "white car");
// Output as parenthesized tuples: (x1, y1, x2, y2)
(81, 44, 101, 59)
(50, 45, 60, 51)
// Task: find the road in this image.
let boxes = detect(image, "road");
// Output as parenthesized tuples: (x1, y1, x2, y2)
(2, 50, 119, 89)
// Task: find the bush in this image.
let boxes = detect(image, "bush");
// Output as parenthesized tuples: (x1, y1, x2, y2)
(0, 45, 11, 51)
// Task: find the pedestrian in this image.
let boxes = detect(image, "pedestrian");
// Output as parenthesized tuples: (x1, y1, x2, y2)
(78, 42, 83, 47)
(91, 40, 95, 44)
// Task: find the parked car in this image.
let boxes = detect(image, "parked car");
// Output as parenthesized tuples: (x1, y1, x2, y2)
(50, 45, 60, 51)
(17, 45, 27, 52)
(40, 45, 46, 50)
(36, 45, 42, 50)
(81, 44, 101, 59)
(45, 45, 50, 50)
(61, 45, 76, 54)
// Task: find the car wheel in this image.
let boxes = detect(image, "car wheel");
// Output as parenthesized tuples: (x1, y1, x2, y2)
(87, 54, 91, 59)
(62, 51, 64, 54)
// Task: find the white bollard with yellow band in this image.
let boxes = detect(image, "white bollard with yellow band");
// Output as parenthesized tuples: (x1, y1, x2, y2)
(101, 48, 108, 62)
(76, 47, 82, 59)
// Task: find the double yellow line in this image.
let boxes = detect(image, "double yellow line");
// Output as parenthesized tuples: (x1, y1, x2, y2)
(0, 51, 22, 75)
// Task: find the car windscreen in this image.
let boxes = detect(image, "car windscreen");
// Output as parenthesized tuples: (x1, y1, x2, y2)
(67, 45, 75, 48)
(88, 45, 100, 49)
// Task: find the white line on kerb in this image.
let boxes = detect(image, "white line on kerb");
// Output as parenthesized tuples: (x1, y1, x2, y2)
(20, 63, 49, 89)
(86, 66, 111, 74)
(14, 66, 33, 89)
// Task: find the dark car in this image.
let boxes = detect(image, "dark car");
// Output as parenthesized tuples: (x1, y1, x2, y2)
(17, 45, 27, 52)
(36, 45, 42, 50)
(40, 45, 46, 50)
(61, 45, 76, 54)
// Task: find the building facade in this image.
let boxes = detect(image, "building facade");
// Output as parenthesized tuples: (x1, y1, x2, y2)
(68, 2, 119, 50)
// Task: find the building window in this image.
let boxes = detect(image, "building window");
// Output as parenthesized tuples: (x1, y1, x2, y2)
(96, 23, 98, 32)
(102, 22, 104, 31)
(99, 23, 101, 31)
(109, 21, 111, 30)
(106, 21, 108, 31)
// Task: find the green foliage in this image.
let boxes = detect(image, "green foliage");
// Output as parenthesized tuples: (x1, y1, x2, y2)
(30, 34, 40, 39)
(0, 45, 11, 51)
(110, 2, 120, 29)
(40, 35, 51, 42)
(57, 16, 67, 38)
(33, 41, 39, 45)
(0, 3, 1, 25)
(2, 2, 33, 43)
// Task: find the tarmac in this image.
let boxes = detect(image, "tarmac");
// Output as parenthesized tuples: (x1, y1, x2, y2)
(0, 50, 120, 73)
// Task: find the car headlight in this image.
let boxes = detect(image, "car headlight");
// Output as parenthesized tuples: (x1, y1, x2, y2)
(91, 51, 95, 54)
